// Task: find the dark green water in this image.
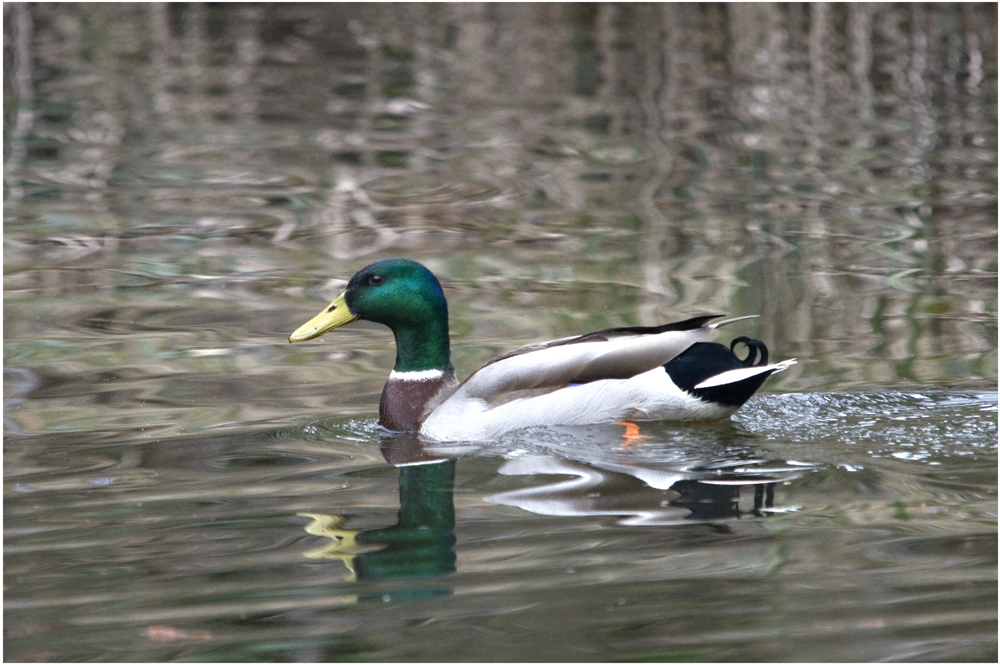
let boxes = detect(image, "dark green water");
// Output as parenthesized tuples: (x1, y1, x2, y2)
(4, 4, 997, 661)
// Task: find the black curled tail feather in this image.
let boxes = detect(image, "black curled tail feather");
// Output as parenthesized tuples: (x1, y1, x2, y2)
(730, 337, 768, 366)
(663, 337, 775, 408)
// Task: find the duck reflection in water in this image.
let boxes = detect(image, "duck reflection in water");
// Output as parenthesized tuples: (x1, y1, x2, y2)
(483, 443, 800, 528)
(299, 425, 811, 588)
(299, 434, 456, 590)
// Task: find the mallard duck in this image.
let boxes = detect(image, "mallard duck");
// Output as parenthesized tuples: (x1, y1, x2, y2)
(289, 258, 795, 441)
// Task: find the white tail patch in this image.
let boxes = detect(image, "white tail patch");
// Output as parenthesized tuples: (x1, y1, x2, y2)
(711, 315, 759, 329)
(693, 359, 797, 390)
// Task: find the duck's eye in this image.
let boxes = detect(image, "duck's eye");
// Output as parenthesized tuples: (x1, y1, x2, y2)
(367, 274, 384, 286)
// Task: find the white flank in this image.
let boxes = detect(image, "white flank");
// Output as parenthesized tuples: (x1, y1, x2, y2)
(693, 359, 797, 390)
(420, 367, 735, 441)
(389, 369, 446, 382)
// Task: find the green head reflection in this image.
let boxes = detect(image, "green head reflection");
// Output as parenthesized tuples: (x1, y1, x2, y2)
(300, 452, 456, 586)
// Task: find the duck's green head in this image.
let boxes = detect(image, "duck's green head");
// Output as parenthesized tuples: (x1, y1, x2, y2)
(289, 258, 452, 372)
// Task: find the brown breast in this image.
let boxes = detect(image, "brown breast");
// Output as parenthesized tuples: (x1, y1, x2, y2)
(378, 371, 457, 432)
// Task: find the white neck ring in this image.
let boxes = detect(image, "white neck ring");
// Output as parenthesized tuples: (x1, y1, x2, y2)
(389, 369, 446, 382)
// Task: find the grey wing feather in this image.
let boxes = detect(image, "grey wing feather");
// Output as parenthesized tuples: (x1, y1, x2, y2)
(459, 315, 745, 400)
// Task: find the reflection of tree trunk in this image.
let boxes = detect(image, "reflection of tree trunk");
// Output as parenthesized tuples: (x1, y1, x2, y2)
(229, 5, 263, 124)
(182, 2, 208, 124)
(148, 4, 175, 118)
(847, 4, 874, 123)
(5, 3, 34, 204)
(727, 3, 789, 86)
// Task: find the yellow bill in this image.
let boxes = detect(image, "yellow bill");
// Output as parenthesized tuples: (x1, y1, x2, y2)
(289, 291, 358, 342)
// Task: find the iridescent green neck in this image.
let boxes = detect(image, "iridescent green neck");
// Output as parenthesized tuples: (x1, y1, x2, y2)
(390, 314, 453, 373)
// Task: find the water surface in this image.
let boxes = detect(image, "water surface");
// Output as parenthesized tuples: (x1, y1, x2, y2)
(4, 4, 997, 662)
